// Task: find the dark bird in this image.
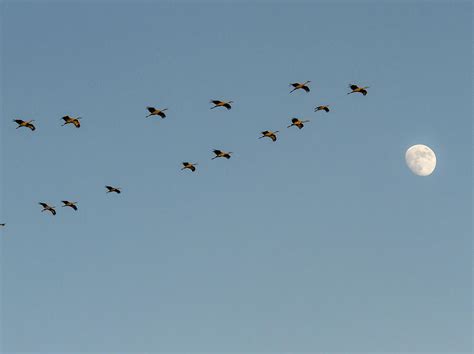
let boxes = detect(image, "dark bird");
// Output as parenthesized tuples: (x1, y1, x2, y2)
(210, 100, 233, 110)
(146, 106, 168, 118)
(105, 185, 121, 194)
(259, 130, 279, 141)
(0, 223, 5, 227)
(347, 84, 369, 96)
(13, 119, 36, 131)
(61, 200, 78, 210)
(39, 202, 56, 215)
(287, 118, 310, 129)
(181, 162, 198, 172)
(314, 105, 330, 112)
(61, 115, 81, 128)
(290, 81, 311, 93)
(212, 149, 233, 159)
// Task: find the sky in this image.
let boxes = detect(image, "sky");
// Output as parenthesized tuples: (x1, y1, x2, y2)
(0, 1, 472, 353)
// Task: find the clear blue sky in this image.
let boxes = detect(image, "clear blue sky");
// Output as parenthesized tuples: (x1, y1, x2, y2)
(1, 1, 472, 353)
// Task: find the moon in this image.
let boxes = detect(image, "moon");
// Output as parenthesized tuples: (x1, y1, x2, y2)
(405, 144, 436, 176)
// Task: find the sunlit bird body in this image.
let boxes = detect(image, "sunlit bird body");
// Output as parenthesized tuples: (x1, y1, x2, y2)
(39, 202, 56, 215)
(146, 106, 168, 118)
(314, 105, 330, 112)
(259, 130, 279, 141)
(287, 118, 310, 129)
(181, 162, 198, 172)
(61, 200, 78, 210)
(105, 185, 121, 194)
(210, 100, 233, 110)
(290, 81, 311, 93)
(347, 84, 369, 96)
(61, 115, 81, 128)
(212, 149, 232, 159)
(13, 119, 36, 131)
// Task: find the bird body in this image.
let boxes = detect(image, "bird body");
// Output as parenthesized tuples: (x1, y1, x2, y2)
(210, 100, 233, 110)
(13, 119, 36, 131)
(61, 115, 81, 128)
(146, 106, 168, 118)
(61, 200, 78, 210)
(259, 130, 279, 141)
(287, 118, 310, 129)
(290, 81, 311, 93)
(39, 202, 56, 215)
(181, 162, 198, 172)
(347, 84, 369, 96)
(212, 149, 232, 159)
(105, 185, 121, 194)
(314, 105, 330, 112)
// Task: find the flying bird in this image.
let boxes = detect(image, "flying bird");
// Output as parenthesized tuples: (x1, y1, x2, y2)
(39, 202, 56, 215)
(181, 162, 198, 172)
(13, 119, 36, 131)
(259, 130, 279, 141)
(314, 105, 330, 112)
(347, 84, 369, 96)
(290, 81, 311, 93)
(61, 115, 81, 128)
(212, 149, 232, 159)
(210, 100, 233, 110)
(61, 200, 78, 210)
(287, 118, 310, 129)
(146, 106, 168, 118)
(0, 223, 5, 227)
(105, 185, 121, 194)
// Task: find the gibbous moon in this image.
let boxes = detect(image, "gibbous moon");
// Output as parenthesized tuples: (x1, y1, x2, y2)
(405, 144, 436, 176)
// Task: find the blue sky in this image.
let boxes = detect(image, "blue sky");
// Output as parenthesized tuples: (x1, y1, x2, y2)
(1, 1, 472, 353)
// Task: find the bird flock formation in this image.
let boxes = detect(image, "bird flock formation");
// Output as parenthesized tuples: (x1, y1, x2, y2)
(2, 83, 369, 227)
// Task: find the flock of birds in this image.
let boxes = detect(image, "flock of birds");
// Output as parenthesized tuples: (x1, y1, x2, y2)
(1, 83, 369, 226)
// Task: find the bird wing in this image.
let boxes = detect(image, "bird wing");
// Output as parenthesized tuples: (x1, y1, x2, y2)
(223, 103, 231, 110)
(271, 135, 277, 141)
(213, 150, 222, 155)
(302, 86, 310, 92)
(290, 83, 299, 87)
(14, 119, 24, 124)
(211, 100, 221, 105)
(39, 202, 47, 208)
(158, 111, 166, 118)
(28, 123, 36, 130)
(350, 84, 358, 90)
(73, 119, 80, 127)
(147, 107, 156, 113)
(71, 204, 78, 210)
(291, 118, 298, 123)
(50, 209, 56, 215)
(190, 166, 196, 172)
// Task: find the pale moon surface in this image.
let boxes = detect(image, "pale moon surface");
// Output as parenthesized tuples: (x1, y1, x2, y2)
(405, 144, 437, 176)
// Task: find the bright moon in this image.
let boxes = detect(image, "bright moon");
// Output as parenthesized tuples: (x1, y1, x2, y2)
(405, 144, 436, 176)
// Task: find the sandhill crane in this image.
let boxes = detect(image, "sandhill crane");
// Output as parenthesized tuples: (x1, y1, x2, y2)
(210, 100, 233, 110)
(146, 106, 168, 118)
(212, 149, 232, 159)
(259, 130, 279, 141)
(13, 119, 36, 131)
(347, 84, 369, 96)
(181, 162, 198, 172)
(290, 81, 311, 93)
(314, 105, 330, 112)
(61, 115, 81, 128)
(105, 185, 121, 194)
(61, 200, 78, 210)
(287, 118, 310, 129)
(39, 202, 56, 215)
